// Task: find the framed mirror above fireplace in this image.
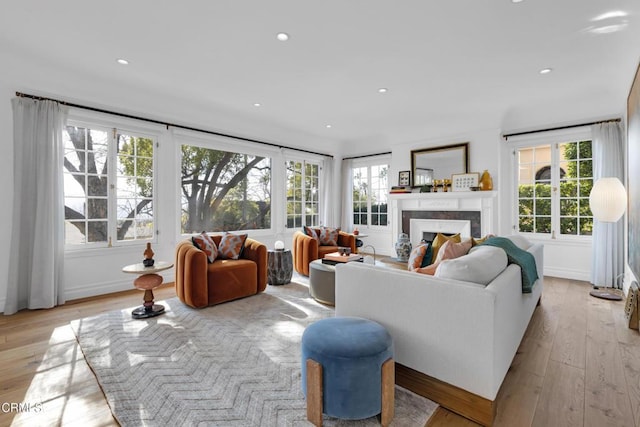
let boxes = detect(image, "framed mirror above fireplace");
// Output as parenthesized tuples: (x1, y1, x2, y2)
(411, 142, 469, 186)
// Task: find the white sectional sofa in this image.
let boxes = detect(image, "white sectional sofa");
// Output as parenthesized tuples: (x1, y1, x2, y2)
(334, 236, 543, 426)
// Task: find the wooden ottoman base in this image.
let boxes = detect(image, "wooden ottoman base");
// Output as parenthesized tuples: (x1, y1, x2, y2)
(306, 358, 395, 427)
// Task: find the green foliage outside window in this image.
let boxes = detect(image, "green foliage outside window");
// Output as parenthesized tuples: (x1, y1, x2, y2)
(286, 160, 319, 228)
(517, 141, 593, 236)
(352, 164, 388, 226)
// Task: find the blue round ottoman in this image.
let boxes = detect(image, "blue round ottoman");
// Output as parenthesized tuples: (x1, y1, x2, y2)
(301, 317, 394, 426)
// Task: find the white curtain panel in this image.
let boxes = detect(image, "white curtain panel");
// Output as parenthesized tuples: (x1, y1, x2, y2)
(340, 158, 354, 232)
(320, 157, 333, 226)
(590, 121, 625, 288)
(5, 98, 67, 315)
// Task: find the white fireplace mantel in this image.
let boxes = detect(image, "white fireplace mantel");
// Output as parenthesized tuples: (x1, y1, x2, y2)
(390, 191, 497, 246)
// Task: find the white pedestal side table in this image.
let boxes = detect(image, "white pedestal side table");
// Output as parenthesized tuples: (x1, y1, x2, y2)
(122, 261, 173, 319)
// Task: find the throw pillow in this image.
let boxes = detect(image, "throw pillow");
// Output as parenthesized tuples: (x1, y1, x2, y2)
(318, 227, 340, 246)
(434, 238, 473, 263)
(408, 243, 430, 271)
(192, 232, 218, 263)
(218, 232, 248, 260)
(430, 233, 461, 263)
(415, 262, 439, 275)
(471, 234, 495, 247)
(435, 245, 508, 285)
(303, 226, 320, 242)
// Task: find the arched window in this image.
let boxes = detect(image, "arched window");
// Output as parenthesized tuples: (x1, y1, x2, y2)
(535, 166, 566, 181)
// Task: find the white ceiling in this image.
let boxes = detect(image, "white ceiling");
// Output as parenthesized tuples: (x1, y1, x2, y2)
(2, 1, 640, 157)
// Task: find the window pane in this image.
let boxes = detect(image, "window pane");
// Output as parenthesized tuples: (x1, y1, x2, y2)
(519, 199, 533, 216)
(560, 217, 578, 235)
(535, 217, 551, 233)
(65, 221, 86, 244)
(560, 199, 577, 216)
(519, 216, 534, 232)
(535, 199, 551, 216)
(87, 221, 108, 243)
(181, 145, 271, 233)
(580, 218, 593, 236)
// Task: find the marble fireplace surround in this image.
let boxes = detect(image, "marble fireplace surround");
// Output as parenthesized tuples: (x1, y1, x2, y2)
(390, 191, 497, 247)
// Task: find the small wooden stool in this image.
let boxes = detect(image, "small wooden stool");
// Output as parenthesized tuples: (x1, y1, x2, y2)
(301, 317, 395, 426)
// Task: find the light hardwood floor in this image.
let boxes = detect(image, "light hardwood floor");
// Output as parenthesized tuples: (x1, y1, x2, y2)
(0, 277, 638, 426)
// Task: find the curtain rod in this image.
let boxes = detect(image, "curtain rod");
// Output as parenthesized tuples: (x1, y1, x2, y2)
(502, 118, 621, 140)
(342, 151, 392, 160)
(15, 91, 333, 158)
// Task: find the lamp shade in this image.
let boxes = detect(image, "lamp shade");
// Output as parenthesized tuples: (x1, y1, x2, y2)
(589, 177, 627, 222)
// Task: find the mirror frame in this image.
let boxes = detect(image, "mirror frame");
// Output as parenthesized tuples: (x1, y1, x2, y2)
(411, 142, 469, 187)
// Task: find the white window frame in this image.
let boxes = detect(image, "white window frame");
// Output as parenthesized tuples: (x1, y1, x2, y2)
(351, 156, 390, 229)
(64, 112, 159, 251)
(284, 156, 322, 229)
(509, 127, 593, 242)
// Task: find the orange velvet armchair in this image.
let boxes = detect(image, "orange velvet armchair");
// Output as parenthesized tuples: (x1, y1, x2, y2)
(292, 230, 356, 276)
(175, 237, 268, 308)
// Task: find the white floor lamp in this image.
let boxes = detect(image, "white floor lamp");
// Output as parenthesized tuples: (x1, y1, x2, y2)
(589, 177, 627, 300)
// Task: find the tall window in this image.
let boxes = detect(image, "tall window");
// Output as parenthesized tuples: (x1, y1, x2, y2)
(517, 139, 593, 237)
(64, 124, 155, 246)
(352, 162, 389, 227)
(286, 160, 319, 228)
(181, 145, 271, 233)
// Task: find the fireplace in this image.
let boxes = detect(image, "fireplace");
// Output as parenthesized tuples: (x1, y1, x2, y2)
(390, 191, 496, 247)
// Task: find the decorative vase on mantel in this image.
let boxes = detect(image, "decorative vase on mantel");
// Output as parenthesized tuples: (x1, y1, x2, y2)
(479, 170, 493, 191)
(395, 233, 412, 262)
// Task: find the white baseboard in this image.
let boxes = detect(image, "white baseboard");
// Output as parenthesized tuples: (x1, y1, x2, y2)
(544, 266, 590, 282)
(65, 272, 175, 302)
(0, 273, 176, 314)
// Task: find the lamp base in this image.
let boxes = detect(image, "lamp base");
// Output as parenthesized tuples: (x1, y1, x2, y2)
(589, 288, 623, 301)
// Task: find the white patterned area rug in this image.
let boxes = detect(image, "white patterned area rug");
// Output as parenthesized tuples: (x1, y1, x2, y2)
(71, 282, 437, 426)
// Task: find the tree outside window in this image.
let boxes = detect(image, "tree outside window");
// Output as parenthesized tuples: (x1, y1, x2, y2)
(352, 162, 389, 227)
(286, 160, 319, 228)
(181, 145, 271, 233)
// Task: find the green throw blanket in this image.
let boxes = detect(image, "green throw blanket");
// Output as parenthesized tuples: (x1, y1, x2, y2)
(479, 237, 539, 293)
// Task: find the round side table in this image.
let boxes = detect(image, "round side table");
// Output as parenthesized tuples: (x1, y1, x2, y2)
(122, 261, 173, 319)
(267, 249, 293, 285)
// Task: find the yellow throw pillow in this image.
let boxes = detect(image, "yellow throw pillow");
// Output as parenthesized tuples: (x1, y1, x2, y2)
(430, 233, 461, 263)
(471, 234, 495, 247)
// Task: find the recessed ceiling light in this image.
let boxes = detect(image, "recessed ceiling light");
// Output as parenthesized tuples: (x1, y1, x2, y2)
(116, 58, 129, 65)
(511, 0, 524, 3)
(593, 11, 628, 21)
(326, 124, 332, 129)
(253, 103, 261, 107)
(276, 32, 289, 41)
(539, 68, 553, 74)
(378, 88, 388, 93)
